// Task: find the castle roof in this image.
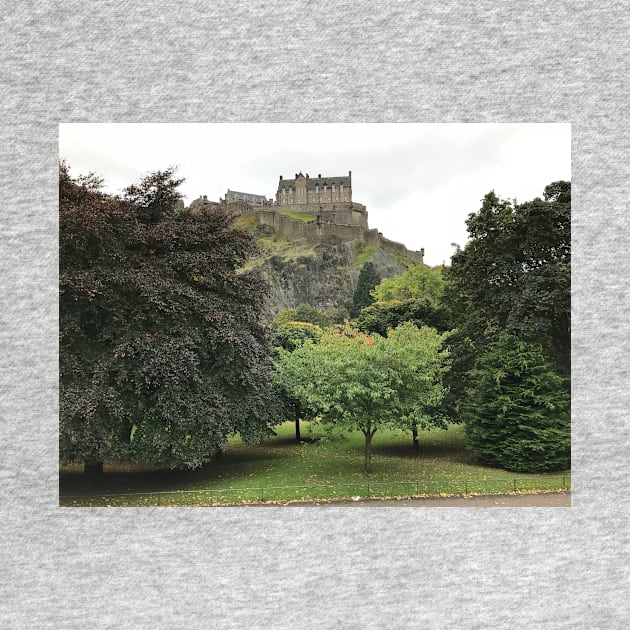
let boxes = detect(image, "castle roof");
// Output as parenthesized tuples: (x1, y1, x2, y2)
(227, 189, 269, 202)
(278, 171, 351, 192)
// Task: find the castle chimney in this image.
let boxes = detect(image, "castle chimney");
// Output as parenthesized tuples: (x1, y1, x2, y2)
(318, 174, 321, 178)
(349, 170, 352, 177)
(279, 175, 283, 180)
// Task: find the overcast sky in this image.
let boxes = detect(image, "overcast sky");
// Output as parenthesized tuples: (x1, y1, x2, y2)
(59, 123, 570, 266)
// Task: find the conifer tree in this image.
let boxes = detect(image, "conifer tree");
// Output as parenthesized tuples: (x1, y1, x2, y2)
(463, 333, 570, 472)
(349, 262, 380, 319)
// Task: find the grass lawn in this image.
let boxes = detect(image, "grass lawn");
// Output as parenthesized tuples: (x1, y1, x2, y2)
(278, 209, 317, 222)
(59, 423, 570, 507)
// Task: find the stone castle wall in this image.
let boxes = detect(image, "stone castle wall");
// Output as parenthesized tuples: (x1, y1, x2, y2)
(226, 202, 421, 261)
(231, 204, 367, 244)
(378, 235, 424, 261)
(272, 201, 368, 229)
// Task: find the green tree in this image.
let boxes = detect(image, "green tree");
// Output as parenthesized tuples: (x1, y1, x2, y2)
(348, 262, 380, 318)
(276, 322, 449, 472)
(60, 163, 280, 473)
(271, 321, 324, 441)
(443, 183, 570, 420)
(463, 334, 570, 472)
(372, 264, 445, 305)
(272, 320, 324, 353)
(274, 304, 331, 328)
(445, 185, 570, 374)
(123, 166, 184, 224)
(356, 297, 451, 337)
(353, 263, 453, 428)
(543, 180, 571, 203)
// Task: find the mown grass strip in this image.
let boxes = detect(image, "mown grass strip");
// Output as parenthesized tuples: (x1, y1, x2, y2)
(60, 478, 571, 507)
(59, 423, 571, 507)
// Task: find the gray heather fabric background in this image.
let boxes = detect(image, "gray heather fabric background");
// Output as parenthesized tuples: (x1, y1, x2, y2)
(1, 1, 629, 628)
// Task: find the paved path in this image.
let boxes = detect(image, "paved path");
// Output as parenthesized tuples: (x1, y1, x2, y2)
(259, 491, 571, 507)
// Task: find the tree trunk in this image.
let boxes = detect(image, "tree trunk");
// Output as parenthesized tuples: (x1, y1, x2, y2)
(363, 429, 376, 473)
(84, 460, 104, 477)
(411, 422, 419, 450)
(295, 417, 301, 442)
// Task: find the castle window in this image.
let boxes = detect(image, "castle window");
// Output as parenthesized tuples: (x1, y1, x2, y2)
(340, 184, 343, 192)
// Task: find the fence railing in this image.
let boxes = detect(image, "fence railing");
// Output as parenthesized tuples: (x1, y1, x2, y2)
(60, 476, 571, 506)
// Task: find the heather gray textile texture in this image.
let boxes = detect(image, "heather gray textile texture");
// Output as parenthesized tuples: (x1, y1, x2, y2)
(1, 1, 629, 628)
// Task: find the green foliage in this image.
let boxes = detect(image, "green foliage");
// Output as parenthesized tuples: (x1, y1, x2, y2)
(463, 334, 570, 472)
(445, 185, 570, 374)
(233, 215, 258, 232)
(443, 183, 571, 419)
(388, 249, 423, 270)
(352, 240, 365, 254)
(544, 180, 571, 203)
(324, 304, 350, 325)
(271, 321, 323, 352)
(274, 304, 331, 328)
(59, 163, 280, 471)
(372, 264, 445, 305)
(123, 166, 184, 224)
(349, 262, 380, 318)
(352, 244, 376, 268)
(234, 217, 274, 243)
(354, 264, 453, 425)
(276, 322, 450, 472)
(270, 321, 323, 440)
(356, 298, 452, 337)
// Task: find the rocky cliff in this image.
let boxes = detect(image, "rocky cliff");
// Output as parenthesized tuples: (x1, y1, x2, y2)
(237, 217, 419, 321)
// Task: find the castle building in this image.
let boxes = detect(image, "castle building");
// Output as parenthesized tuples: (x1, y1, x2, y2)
(276, 171, 352, 206)
(273, 170, 367, 230)
(225, 189, 270, 205)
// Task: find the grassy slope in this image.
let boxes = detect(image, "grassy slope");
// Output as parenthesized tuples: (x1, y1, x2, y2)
(59, 423, 570, 506)
(278, 209, 317, 222)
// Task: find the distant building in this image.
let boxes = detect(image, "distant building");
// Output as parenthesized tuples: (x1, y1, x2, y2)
(225, 189, 270, 205)
(276, 171, 352, 206)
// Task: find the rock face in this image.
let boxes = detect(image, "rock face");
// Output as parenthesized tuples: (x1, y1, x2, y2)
(247, 233, 409, 320)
